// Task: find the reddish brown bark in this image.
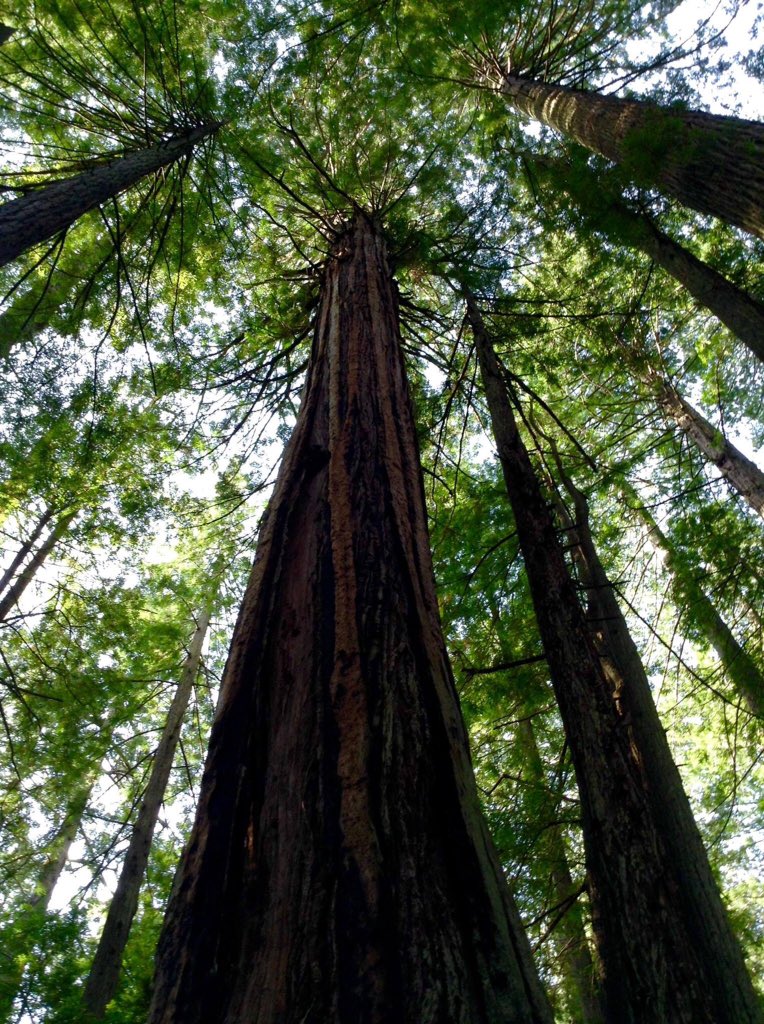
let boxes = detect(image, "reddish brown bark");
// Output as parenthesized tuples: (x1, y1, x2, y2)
(0, 122, 220, 268)
(468, 296, 761, 1024)
(502, 75, 764, 238)
(149, 215, 552, 1024)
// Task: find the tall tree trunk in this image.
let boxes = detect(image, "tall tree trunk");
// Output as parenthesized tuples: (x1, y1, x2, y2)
(0, 122, 220, 269)
(467, 295, 761, 1023)
(657, 383, 764, 517)
(501, 75, 764, 238)
(83, 608, 211, 1019)
(0, 506, 55, 599)
(0, 509, 74, 622)
(625, 486, 764, 717)
(0, 510, 75, 623)
(514, 717, 604, 1024)
(537, 156, 764, 362)
(0, 783, 91, 1020)
(149, 215, 553, 1024)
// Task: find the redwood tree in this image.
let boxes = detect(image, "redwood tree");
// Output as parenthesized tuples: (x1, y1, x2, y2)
(466, 293, 762, 1023)
(499, 75, 764, 239)
(149, 213, 552, 1024)
(0, 122, 220, 268)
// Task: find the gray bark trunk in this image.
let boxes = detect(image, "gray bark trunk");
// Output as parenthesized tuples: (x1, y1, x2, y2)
(0, 506, 55, 599)
(0, 122, 219, 268)
(468, 294, 761, 1023)
(0, 784, 91, 1020)
(502, 75, 764, 238)
(658, 384, 764, 517)
(626, 487, 764, 717)
(83, 608, 211, 1018)
(0, 509, 75, 623)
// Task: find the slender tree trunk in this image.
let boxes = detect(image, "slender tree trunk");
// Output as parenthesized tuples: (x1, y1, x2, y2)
(637, 218, 764, 362)
(149, 215, 553, 1024)
(658, 383, 764, 517)
(538, 156, 764, 362)
(468, 295, 761, 1023)
(501, 75, 764, 238)
(0, 25, 13, 46)
(83, 608, 211, 1019)
(0, 506, 55, 599)
(514, 718, 604, 1024)
(0, 510, 75, 623)
(0, 122, 220, 268)
(626, 487, 764, 717)
(0, 784, 91, 1020)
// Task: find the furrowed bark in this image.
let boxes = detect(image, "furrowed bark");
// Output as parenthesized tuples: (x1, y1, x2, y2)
(625, 486, 764, 717)
(149, 215, 553, 1024)
(0, 122, 219, 268)
(0, 509, 75, 623)
(553, 456, 762, 1018)
(83, 608, 211, 1019)
(502, 75, 764, 238)
(658, 383, 764, 517)
(468, 295, 762, 1024)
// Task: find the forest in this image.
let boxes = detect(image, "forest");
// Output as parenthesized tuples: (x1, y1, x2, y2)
(0, 0, 762, 1021)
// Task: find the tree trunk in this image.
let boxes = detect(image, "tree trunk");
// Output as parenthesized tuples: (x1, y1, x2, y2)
(502, 75, 764, 238)
(468, 295, 761, 1024)
(0, 509, 75, 623)
(538, 157, 764, 362)
(149, 215, 553, 1024)
(0, 783, 91, 1020)
(0, 122, 220, 269)
(0, 506, 55, 599)
(0, 25, 13, 46)
(83, 608, 211, 1019)
(514, 718, 605, 1024)
(658, 383, 764, 517)
(626, 487, 764, 717)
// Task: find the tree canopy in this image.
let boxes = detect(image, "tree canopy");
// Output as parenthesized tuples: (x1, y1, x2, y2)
(0, 0, 762, 1020)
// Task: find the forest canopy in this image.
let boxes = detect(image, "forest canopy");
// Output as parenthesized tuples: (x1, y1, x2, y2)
(0, 0, 762, 1021)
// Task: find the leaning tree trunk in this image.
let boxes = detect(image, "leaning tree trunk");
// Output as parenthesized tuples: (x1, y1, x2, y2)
(624, 485, 764, 717)
(536, 156, 764, 363)
(0, 121, 220, 268)
(84, 607, 211, 1019)
(0, 506, 55, 599)
(467, 295, 761, 1024)
(149, 215, 553, 1024)
(657, 383, 764, 517)
(0, 509, 75, 623)
(501, 75, 764, 239)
